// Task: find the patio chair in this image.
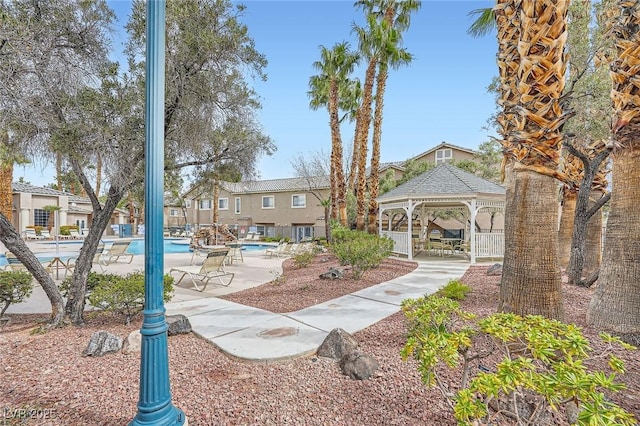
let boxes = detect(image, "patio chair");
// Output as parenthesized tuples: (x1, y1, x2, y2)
(24, 229, 44, 241)
(264, 240, 287, 258)
(102, 241, 134, 265)
(4, 252, 52, 274)
(277, 242, 298, 258)
(170, 249, 234, 291)
(225, 243, 244, 265)
(69, 229, 84, 239)
(40, 229, 54, 240)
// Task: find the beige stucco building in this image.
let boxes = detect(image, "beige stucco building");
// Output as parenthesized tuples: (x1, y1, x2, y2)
(10, 182, 129, 237)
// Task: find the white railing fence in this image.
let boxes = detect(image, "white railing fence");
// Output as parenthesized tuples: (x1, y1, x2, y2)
(475, 232, 504, 258)
(381, 231, 410, 256)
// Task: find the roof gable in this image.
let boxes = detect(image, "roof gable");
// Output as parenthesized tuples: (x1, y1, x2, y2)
(410, 142, 476, 162)
(377, 163, 505, 201)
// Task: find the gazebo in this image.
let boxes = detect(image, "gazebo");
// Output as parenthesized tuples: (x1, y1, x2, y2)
(376, 163, 506, 263)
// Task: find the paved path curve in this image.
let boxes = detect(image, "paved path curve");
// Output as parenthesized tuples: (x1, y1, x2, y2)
(165, 260, 470, 363)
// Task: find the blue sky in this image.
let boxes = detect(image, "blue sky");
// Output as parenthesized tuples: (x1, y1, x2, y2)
(19, 0, 498, 187)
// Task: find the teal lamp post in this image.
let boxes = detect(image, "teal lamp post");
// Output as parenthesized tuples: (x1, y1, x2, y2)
(130, 1, 186, 425)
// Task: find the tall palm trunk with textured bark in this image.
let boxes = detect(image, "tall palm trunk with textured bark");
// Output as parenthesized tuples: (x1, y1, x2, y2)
(367, 62, 386, 234)
(498, 0, 569, 320)
(0, 129, 14, 223)
(558, 189, 577, 268)
(355, 57, 376, 231)
(587, 0, 640, 345)
(329, 79, 348, 226)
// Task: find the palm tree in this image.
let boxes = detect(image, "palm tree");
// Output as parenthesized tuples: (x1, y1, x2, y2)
(587, 0, 640, 345)
(361, 0, 419, 234)
(309, 43, 359, 226)
(496, 0, 570, 320)
(351, 13, 383, 231)
(0, 129, 14, 220)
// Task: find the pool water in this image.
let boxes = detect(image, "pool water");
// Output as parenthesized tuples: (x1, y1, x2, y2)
(0, 240, 275, 266)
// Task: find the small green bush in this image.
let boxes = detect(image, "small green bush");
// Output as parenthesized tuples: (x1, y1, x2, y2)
(59, 271, 106, 300)
(59, 225, 79, 237)
(401, 295, 638, 426)
(436, 278, 471, 300)
(0, 270, 34, 317)
(292, 250, 315, 268)
(87, 272, 174, 324)
(330, 224, 393, 279)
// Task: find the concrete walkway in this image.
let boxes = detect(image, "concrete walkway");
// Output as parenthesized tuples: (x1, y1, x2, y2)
(164, 260, 469, 362)
(3, 239, 471, 362)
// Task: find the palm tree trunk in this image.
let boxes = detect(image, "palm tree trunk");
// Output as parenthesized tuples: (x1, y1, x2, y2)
(558, 190, 577, 269)
(213, 179, 219, 225)
(367, 63, 387, 234)
(499, 169, 564, 319)
(0, 163, 13, 220)
(329, 79, 347, 226)
(355, 56, 377, 231)
(587, 151, 640, 344)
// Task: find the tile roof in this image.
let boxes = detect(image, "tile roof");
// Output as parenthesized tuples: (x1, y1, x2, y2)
(12, 182, 90, 204)
(219, 176, 330, 194)
(377, 163, 505, 201)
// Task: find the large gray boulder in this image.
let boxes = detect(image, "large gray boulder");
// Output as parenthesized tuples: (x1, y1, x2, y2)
(339, 350, 379, 380)
(167, 314, 192, 336)
(83, 330, 123, 357)
(317, 328, 358, 360)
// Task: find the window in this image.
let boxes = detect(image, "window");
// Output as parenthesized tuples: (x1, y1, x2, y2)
(33, 209, 50, 227)
(199, 199, 212, 210)
(292, 194, 306, 208)
(170, 209, 179, 217)
(435, 148, 452, 164)
(235, 197, 241, 214)
(218, 198, 229, 210)
(184, 199, 191, 208)
(262, 196, 275, 209)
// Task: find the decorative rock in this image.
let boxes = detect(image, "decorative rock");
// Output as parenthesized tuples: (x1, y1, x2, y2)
(339, 350, 379, 380)
(319, 267, 345, 280)
(83, 330, 123, 357)
(317, 328, 358, 360)
(487, 263, 503, 276)
(167, 314, 192, 336)
(122, 329, 142, 354)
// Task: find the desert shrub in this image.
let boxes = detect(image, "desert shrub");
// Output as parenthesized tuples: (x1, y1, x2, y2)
(330, 223, 393, 279)
(87, 272, 174, 324)
(59, 271, 109, 300)
(59, 225, 79, 237)
(0, 270, 33, 317)
(401, 295, 637, 426)
(292, 250, 315, 268)
(435, 278, 470, 300)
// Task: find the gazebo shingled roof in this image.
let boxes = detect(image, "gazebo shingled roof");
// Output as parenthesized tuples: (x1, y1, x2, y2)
(377, 163, 505, 202)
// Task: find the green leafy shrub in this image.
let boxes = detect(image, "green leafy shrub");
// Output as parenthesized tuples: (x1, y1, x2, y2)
(87, 272, 174, 324)
(59, 225, 79, 237)
(59, 271, 108, 300)
(435, 278, 471, 300)
(330, 224, 393, 279)
(292, 250, 315, 268)
(0, 270, 34, 317)
(401, 295, 637, 426)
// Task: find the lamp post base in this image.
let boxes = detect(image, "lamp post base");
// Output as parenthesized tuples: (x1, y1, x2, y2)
(129, 406, 187, 426)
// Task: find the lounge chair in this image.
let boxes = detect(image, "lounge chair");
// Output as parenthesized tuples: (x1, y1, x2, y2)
(69, 229, 84, 239)
(4, 252, 51, 274)
(24, 229, 43, 241)
(277, 242, 298, 258)
(66, 244, 106, 275)
(242, 232, 255, 241)
(102, 241, 134, 265)
(251, 233, 261, 241)
(264, 241, 287, 258)
(225, 243, 244, 265)
(170, 249, 234, 291)
(40, 229, 53, 240)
